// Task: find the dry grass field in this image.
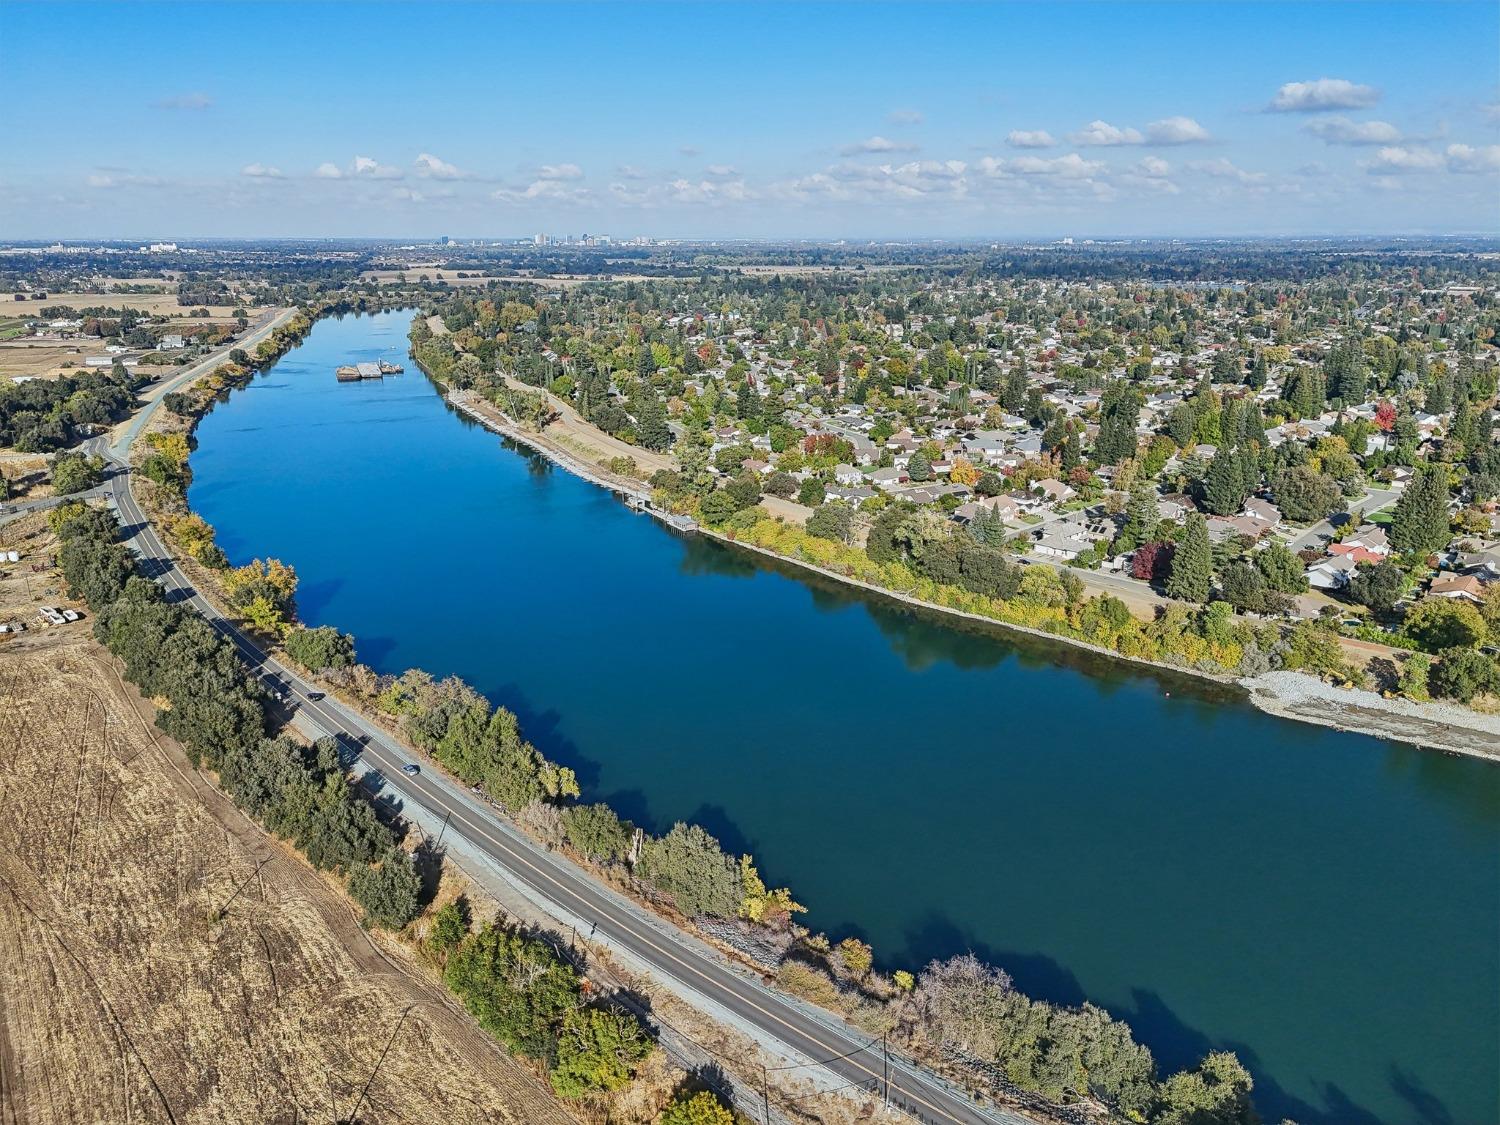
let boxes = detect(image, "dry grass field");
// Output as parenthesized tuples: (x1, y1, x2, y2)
(0, 639, 578, 1125)
(0, 292, 246, 319)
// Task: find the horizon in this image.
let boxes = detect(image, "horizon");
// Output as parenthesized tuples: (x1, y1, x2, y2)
(3, 0, 1497, 240)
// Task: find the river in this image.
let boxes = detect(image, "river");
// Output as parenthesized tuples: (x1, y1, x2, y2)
(188, 309, 1499, 1125)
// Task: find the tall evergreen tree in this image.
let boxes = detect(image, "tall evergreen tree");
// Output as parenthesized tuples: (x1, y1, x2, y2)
(1389, 465, 1452, 555)
(1204, 452, 1248, 516)
(1117, 478, 1160, 552)
(1097, 380, 1142, 465)
(1165, 513, 1213, 603)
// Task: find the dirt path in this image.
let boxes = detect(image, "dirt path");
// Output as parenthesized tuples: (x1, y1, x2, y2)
(0, 641, 577, 1125)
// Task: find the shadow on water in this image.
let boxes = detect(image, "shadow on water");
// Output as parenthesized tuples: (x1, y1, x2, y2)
(295, 575, 346, 620)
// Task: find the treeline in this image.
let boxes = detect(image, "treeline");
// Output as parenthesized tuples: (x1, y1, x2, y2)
(0, 367, 140, 451)
(911, 955, 1257, 1125)
(53, 502, 421, 930)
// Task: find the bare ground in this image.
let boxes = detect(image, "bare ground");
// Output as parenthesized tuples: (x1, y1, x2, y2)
(0, 640, 577, 1125)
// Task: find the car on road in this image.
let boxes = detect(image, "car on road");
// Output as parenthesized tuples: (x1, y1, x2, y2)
(307, 691, 325, 701)
(401, 763, 420, 776)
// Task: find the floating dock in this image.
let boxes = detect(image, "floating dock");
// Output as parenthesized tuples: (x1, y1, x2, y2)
(335, 362, 385, 381)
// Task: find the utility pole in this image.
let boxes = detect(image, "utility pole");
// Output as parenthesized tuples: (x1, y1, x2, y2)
(882, 1031, 890, 1110)
(761, 1064, 771, 1125)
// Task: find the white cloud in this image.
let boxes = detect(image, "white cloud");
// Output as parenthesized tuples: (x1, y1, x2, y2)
(1006, 129, 1057, 149)
(1187, 157, 1267, 184)
(493, 178, 593, 204)
(537, 162, 584, 181)
(1366, 145, 1444, 172)
(888, 109, 924, 125)
(1136, 156, 1171, 176)
(86, 170, 163, 190)
(1145, 116, 1211, 145)
(352, 155, 403, 180)
(1268, 78, 1380, 112)
(154, 92, 212, 111)
(615, 164, 647, 180)
(1445, 143, 1500, 173)
(414, 152, 462, 180)
(1069, 120, 1144, 146)
(314, 162, 344, 179)
(394, 186, 425, 203)
(703, 163, 739, 178)
(840, 135, 917, 156)
(1304, 117, 1403, 145)
(240, 163, 284, 179)
(1000, 153, 1105, 179)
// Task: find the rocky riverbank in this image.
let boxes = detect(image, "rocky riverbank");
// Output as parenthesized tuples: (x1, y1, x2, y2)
(1244, 670, 1500, 761)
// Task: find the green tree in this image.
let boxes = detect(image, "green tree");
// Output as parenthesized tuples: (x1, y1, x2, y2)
(637, 823, 743, 919)
(549, 1006, 654, 1098)
(1397, 653, 1432, 701)
(1096, 380, 1142, 465)
(444, 924, 579, 1059)
(1165, 513, 1212, 603)
(1155, 1051, 1258, 1125)
(1274, 466, 1341, 524)
(907, 450, 933, 482)
(1389, 465, 1452, 555)
(658, 1090, 735, 1125)
(1203, 452, 1248, 516)
(1403, 598, 1486, 652)
(283, 624, 356, 672)
(1429, 647, 1499, 703)
(561, 803, 632, 863)
(1116, 479, 1159, 553)
(1348, 560, 1404, 612)
(796, 477, 826, 507)
(1254, 541, 1307, 595)
(51, 452, 102, 495)
(349, 848, 422, 930)
(428, 899, 470, 959)
(806, 502, 853, 544)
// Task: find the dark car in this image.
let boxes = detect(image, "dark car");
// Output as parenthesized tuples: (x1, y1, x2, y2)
(307, 691, 325, 701)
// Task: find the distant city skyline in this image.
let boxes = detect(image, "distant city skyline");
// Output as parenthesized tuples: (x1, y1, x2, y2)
(2, 1, 1497, 239)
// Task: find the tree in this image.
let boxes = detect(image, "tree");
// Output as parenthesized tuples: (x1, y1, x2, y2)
(1348, 560, 1404, 612)
(1274, 466, 1341, 524)
(1156, 1052, 1258, 1125)
(806, 502, 853, 544)
(1389, 465, 1452, 555)
(1165, 513, 1212, 603)
(1131, 540, 1168, 581)
(428, 899, 470, 959)
(549, 1005, 654, 1098)
(837, 936, 874, 977)
(444, 923, 580, 1059)
(658, 1090, 735, 1125)
(349, 848, 422, 930)
(908, 450, 933, 482)
(637, 823, 743, 919)
(51, 452, 102, 495)
(634, 393, 672, 451)
(1255, 541, 1307, 595)
(561, 803, 632, 863)
(283, 624, 356, 672)
(1117, 479, 1159, 553)
(1219, 563, 1270, 613)
(1397, 653, 1432, 701)
(1429, 647, 1498, 703)
(796, 477, 826, 507)
(1096, 380, 1142, 465)
(1403, 598, 1486, 652)
(1203, 452, 1247, 517)
(765, 470, 796, 498)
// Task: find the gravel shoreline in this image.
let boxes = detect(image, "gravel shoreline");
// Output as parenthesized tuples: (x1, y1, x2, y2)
(1244, 670, 1500, 761)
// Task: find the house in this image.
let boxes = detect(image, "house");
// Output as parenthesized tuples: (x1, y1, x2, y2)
(1033, 478, 1076, 504)
(1207, 515, 1272, 543)
(832, 464, 864, 487)
(158, 334, 185, 350)
(1343, 525, 1390, 557)
(1032, 516, 1104, 560)
(868, 466, 907, 491)
(1243, 498, 1283, 528)
(826, 484, 876, 505)
(1426, 574, 1486, 603)
(1456, 547, 1500, 579)
(1306, 555, 1360, 591)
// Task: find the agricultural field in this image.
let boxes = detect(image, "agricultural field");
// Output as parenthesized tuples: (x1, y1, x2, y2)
(0, 639, 578, 1125)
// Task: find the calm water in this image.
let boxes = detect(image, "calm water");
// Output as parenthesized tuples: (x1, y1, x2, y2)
(191, 311, 1500, 1125)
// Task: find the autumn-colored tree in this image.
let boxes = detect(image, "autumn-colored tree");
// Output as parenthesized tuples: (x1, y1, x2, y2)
(1132, 540, 1169, 581)
(949, 456, 979, 487)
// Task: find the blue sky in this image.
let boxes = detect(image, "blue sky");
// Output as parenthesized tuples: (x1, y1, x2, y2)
(2, 1, 1497, 239)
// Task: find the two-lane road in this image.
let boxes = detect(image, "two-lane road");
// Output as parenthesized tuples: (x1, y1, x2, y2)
(100, 455, 1028, 1125)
